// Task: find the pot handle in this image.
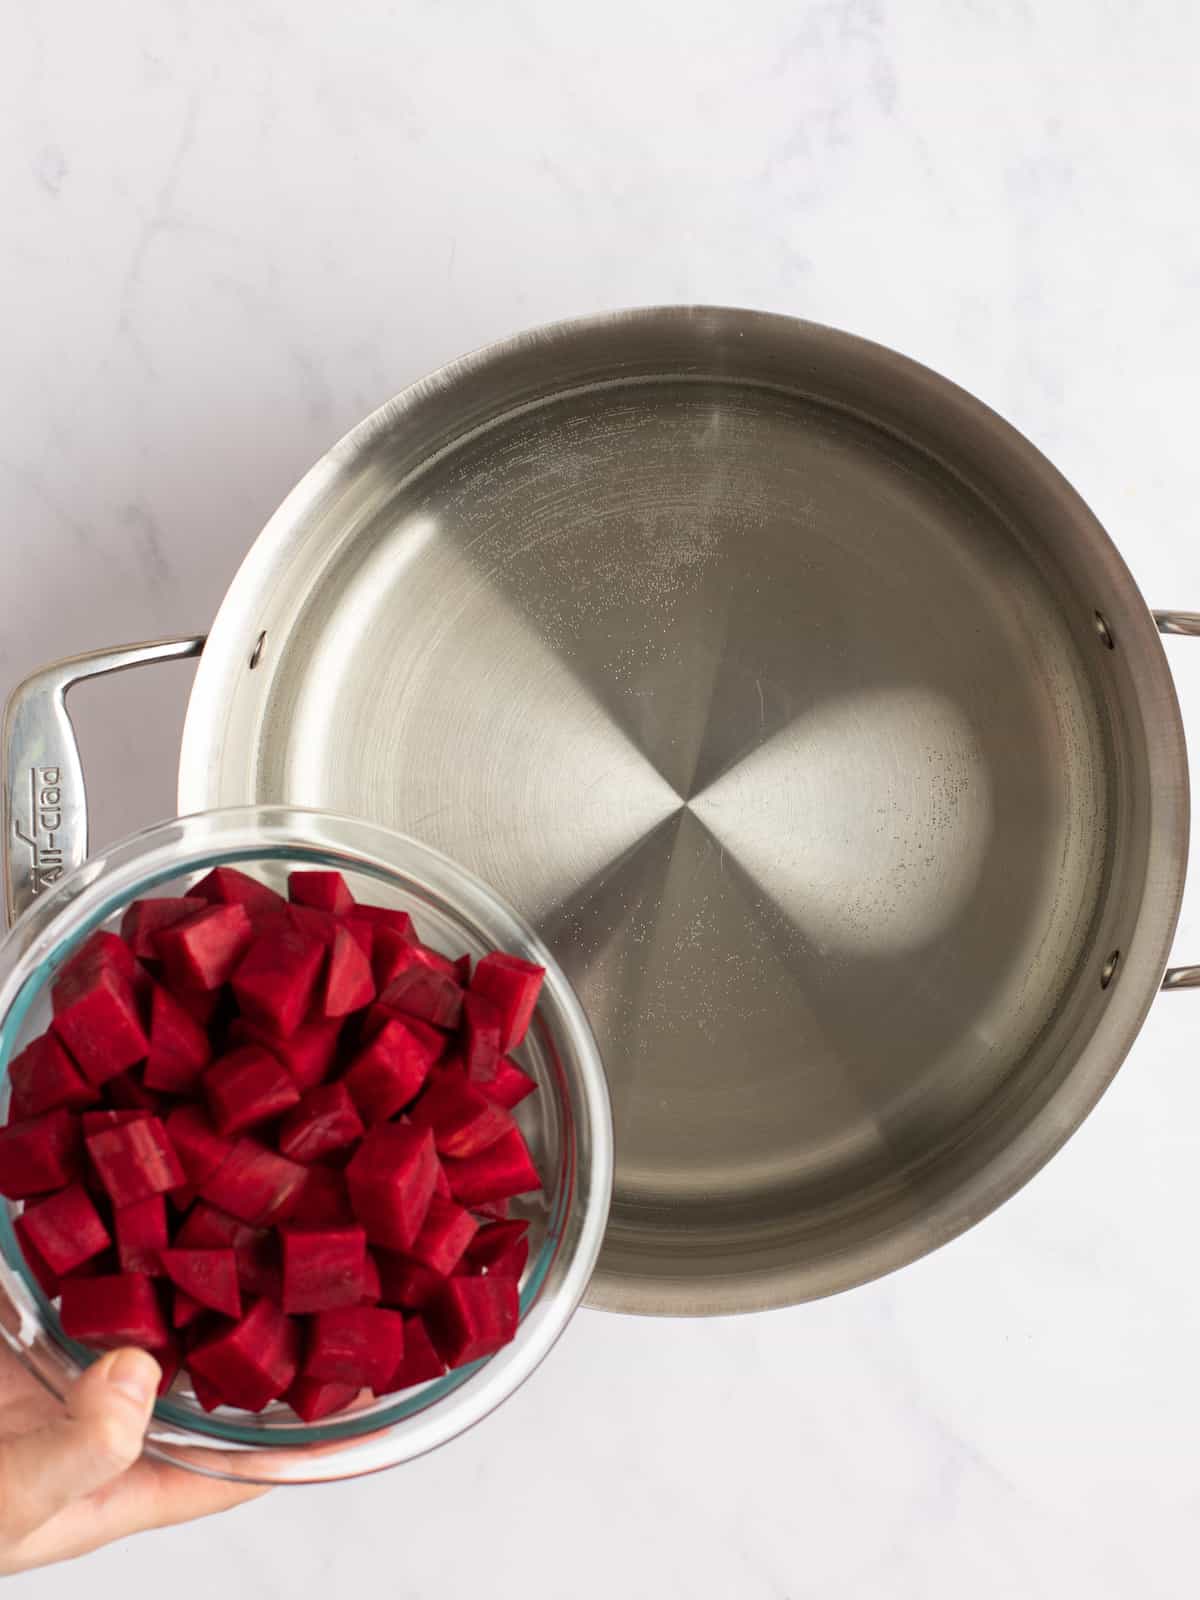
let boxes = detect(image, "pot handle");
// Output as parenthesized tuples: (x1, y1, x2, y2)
(1155, 611, 1200, 990)
(1, 638, 205, 928)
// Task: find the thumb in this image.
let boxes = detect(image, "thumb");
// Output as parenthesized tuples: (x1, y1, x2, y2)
(0, 1349, 160, 1548)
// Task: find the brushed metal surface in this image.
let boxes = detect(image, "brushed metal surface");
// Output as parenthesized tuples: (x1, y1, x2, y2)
(177, 309, 1190, 1313)
(2, 638, 204, 925)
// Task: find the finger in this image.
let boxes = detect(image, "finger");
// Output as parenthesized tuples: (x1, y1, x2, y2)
(0, 1348, 159, 1550)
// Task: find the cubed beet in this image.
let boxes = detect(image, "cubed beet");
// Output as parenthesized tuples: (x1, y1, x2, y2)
(303, 1306, 405, 1392)
(469, 953, 545, 1051)
(428, 1275, 519, 1369)
(8, 1033, 98, 1117)
(345, 1124, 438, 1251)
(113, 1193, 168, 1275)
(232, 926, 325, 1038)
(60, 1273, 169, 1351)
(188, 1298, 298, 1411)
(85, 1116, 184, 1207)
(280, 1225, 367, 1313)
(442, 1127, 541, 1208)
(143, 986, 212, 1093)
(204, 1047, 300, 1136)
(21, 1181, 110, 1276)
(342, 1019, 435, 1125)
(408, 1075, 514, 1159)
(277, 1083, 363, 1164)
(288, 870, 354, 917)
(160, 1248, 242, 1318)
(0, 1109, 81, 1198)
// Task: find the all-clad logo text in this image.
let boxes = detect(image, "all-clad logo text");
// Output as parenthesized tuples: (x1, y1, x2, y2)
(14, 767, 65, 896)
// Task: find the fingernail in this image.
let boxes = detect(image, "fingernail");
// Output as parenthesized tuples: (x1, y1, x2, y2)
(104, 1349, 160, 1407)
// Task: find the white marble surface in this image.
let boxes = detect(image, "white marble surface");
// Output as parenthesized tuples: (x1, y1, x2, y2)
(5, 1, 1200, 1594)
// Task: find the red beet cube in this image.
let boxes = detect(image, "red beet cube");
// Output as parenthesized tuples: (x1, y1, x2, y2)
(381, 1315, 445, 1393)
(379, 954, 463, 1029)
(433, 1161, 452, 1200)
(51, 960, 148, 1087)
(472, 1055, 537, 1110)
(57, 930, 140, 988)
(189, 1369, 225, 1411)
(188, 1298, 298, 1411)
(288, 871, 354, 916)
(156, 1336, 183, 1396)
(360, 1006, 445, 1058)
(227, 1016, 342, 1093)
(409, 1075, 514, 1159)
(373, 1250, 445, 1310)
(201, 1137, 306, 1225)
(164, 1106, 233, 1186)
(371, 926, 425, 990)
(204, 1047, 300, 1136)
(320, 925, 375, 1019)
(120, 896, 207, 959)
(173, 1289, 204, 1329)
(407, 1197, 478, 1277)
(143, 986, 212, 1092)
(462, 993, 502, 1079)
(289, 908, 345, 940)
(353, 904, 416, 939)
(160, 1248, 242, 1318)
(15, 1215, 63, 1298)
(303, 1306, 405, 1391)
(278, 1083, 363, 1164)
(342, 1019, 436, 1126)
(8, 1032, 98, 1117)
(21, 1182, 110, 1275)
(173, 1201, 243, 1249)
(474, 1197, 511, 1222)
(286, 1377, 360, 1422)
(341, 915, 376, 962)
(442, 1127, 541, 1208)
(346, 1124, 438, 1251)
(114, 1193, 168, 1274)
(192, 866, 285, 916)
(290, 1165, 354, 1226)
(360, 1249, 382, 1304)
(0, 1109, 80, 1197)
(232, 926, 325, 1038)
(82, 1108, 148, 1133)
(86, 1116, 184, 1207)
(155, 904, 253, 992)
(429, 1275, 519, 1369)
(470, 953, 545, 1051)
(462, 1219, 530, 1280)
(60, 1273, 169, 1351)
(281, 1225, 366, 1313)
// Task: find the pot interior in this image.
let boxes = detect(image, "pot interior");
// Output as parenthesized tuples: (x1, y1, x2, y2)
(179, 310, 1186, 1312)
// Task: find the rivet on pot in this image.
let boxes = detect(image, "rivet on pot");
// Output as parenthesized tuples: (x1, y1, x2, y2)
(249, 630, 267, 670)
(1094, 612, 1116, 650)
(1101, 949, 1121, 989)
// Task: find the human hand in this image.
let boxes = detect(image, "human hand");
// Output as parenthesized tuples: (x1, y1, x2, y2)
(0, 1342, 266, 1573)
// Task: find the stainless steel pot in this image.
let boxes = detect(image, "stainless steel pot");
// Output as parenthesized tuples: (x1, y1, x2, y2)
(7, 308, 1199, 1317)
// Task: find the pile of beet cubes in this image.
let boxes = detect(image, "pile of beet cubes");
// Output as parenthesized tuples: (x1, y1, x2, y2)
(0, 866, 545, 1421)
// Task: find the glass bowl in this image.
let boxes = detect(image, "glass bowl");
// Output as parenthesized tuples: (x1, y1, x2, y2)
(0, 806, 612, 1483)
